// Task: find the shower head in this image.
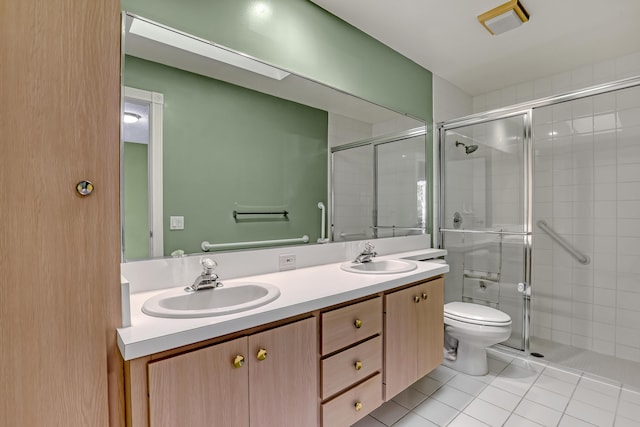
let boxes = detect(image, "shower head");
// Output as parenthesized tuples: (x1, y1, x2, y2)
(455, 141, 478, 155)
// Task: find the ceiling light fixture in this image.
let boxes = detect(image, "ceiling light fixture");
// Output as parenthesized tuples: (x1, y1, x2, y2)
(478, 0, 530, 36)
(123, 112, 142, 124)
(129, 17, 290, 80)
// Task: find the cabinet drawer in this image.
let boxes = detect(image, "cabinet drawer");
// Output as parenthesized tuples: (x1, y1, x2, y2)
(322, 373, 382, 427)
(321, 335, 382, 399)
(321, 297, 382, 355)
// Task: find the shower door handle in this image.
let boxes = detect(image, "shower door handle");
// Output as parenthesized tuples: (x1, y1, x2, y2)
(517, 282, 531, 296)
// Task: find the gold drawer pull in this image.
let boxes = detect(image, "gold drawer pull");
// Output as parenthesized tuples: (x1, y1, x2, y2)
(413, 295, 420, 303)
(422, 292, 429, 300)
(233, 355, 245, 368)
(355, 401, 363, 412)
(354, 319, 363, 329)
(257, 348, 267, 361)
(354, 361, 363, 371)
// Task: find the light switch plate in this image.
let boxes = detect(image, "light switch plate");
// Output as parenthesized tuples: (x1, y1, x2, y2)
(279, 253, 296, 271)
(170, 216, 184, 230)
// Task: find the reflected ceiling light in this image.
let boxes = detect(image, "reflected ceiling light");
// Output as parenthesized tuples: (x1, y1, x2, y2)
(123, 112, 141, 124)
(129, 17, 290, 80)
(478, 0, 529, 35)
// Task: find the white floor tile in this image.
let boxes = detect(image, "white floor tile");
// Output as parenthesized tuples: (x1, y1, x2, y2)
(390, 412, 439, 427)
(352, 415, 387, 427)
(430, 385, 474, 410)
(410, 376, 443, 397)
(412, 397, 459, 426)
(509, 357, 548, 373)
(370, 400, 410, 426)
(491, 374, 535, 397)
(501, 364, 542, 384)
(426, 365, 458, 383)
(541, 365, 582, 385)
(447, 413, 490, 427)
(515, 399, 563, 426)
(572, 387, 619, 412)
(447, 373, 489, 396)
(504, 414, 544, 427)
(473, 371, 500, 384)
(534, 373, 579, 397)
(579, 376, 622, 397)
(614, 416, 640, 427)
(559, 415, 597, 426)
(463, 399, 511, 427)
(525, 384, 571, 412)
(392, 387, 428, 410)
(476, 385, 522, 412)
(565, 399, 615, 427)
(620, 387, 640, 405)
(616, 400, 640, 421)
(487, 356, 511, 374)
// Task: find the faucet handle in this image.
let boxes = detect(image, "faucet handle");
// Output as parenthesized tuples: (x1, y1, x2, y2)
(364, 241, 375, 253)
(201, 257, 217, 274)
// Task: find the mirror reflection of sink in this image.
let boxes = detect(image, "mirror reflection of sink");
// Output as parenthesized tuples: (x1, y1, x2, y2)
(142, 282, 280, 318)
(340, 259, 417, 274)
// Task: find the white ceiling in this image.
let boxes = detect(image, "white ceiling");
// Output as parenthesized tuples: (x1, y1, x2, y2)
(310, 0, 640, 96)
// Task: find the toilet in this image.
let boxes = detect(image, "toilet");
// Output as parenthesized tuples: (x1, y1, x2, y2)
(443, 301, 512, 376)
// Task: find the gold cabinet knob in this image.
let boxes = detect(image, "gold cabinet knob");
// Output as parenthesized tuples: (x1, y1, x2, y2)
(354, 361, 363, 371)
(413, 295, 420, 303)
(354, 319, 363, 329)
(233, 355, 245, 368)
(354, 401, 363, 412)
(257, 348, 267, 361)
(422, 292, 429, 300)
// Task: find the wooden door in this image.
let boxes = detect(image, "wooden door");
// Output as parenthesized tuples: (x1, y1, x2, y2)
(417, 278, 444, 378)
(384, 286, 419, 400)
(249, 317, 318, 427)
(148, 337, 250, 427)
(1, 0, 122, 425)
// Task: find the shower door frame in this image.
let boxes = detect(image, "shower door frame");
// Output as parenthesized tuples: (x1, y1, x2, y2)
(436, 75, 640, 354)
(438, 109, 534, 352)
(330, 126, 428, 242)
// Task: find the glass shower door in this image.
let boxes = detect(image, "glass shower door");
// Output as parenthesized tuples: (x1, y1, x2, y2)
(440, 112, 532, 351)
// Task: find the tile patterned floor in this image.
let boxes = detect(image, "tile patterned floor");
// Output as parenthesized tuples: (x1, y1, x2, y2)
(352, 348, 640, 427)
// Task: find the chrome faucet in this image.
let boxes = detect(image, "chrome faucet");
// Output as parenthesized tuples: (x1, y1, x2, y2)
(185, 258, 221, 292)
(354, 242, 377, 263)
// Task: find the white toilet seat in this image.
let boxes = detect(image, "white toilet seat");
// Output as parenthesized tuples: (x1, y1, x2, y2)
(444, 302, 512, 326)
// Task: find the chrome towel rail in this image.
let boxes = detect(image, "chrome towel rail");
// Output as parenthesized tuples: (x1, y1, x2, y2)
(202, 235, 309, 252)
(536, 220, 590, 265)
(233, 210, 288, 219)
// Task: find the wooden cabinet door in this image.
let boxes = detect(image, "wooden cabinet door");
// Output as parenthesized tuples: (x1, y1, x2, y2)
(249, 317, 318, 427)
(417, 278, 444, 378)
(148, 337, 249, 427)
(384, 286, 419, 400)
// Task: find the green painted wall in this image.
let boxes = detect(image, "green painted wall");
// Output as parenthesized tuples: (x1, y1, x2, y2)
(121, 0, 432, 122)
(124, 141, 149, 259)
(124, 56, 328, 255)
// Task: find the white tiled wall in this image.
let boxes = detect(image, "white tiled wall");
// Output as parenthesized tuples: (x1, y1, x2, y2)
(469, 51, 640, 362)
(472, 52, 640, 113)
(531, 84, 640, 362)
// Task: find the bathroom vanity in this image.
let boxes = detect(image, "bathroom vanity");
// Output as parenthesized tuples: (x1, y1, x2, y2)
(119, 249, 447, 426)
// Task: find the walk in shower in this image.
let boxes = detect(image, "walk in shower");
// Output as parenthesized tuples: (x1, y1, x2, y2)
(439, 76, 640, 382)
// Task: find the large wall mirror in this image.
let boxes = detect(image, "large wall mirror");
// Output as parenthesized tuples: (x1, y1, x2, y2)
(121, 13, 425, 261)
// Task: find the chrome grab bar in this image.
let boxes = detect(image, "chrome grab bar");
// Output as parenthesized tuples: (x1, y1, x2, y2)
(201, 235, 309, 252)
(371, 226, 426, 231)
(440, 228, 530, 236)
(536, 220, 590, 265)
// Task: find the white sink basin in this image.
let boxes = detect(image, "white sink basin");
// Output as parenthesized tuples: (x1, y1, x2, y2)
(340, 259, 417, 274)
(142, 282, 280, 318)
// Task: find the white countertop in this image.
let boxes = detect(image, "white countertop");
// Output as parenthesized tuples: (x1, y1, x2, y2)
(117, 249, 448, 360)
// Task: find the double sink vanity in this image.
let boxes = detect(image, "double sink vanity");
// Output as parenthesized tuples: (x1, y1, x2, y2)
(118, 244, 448, 427)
